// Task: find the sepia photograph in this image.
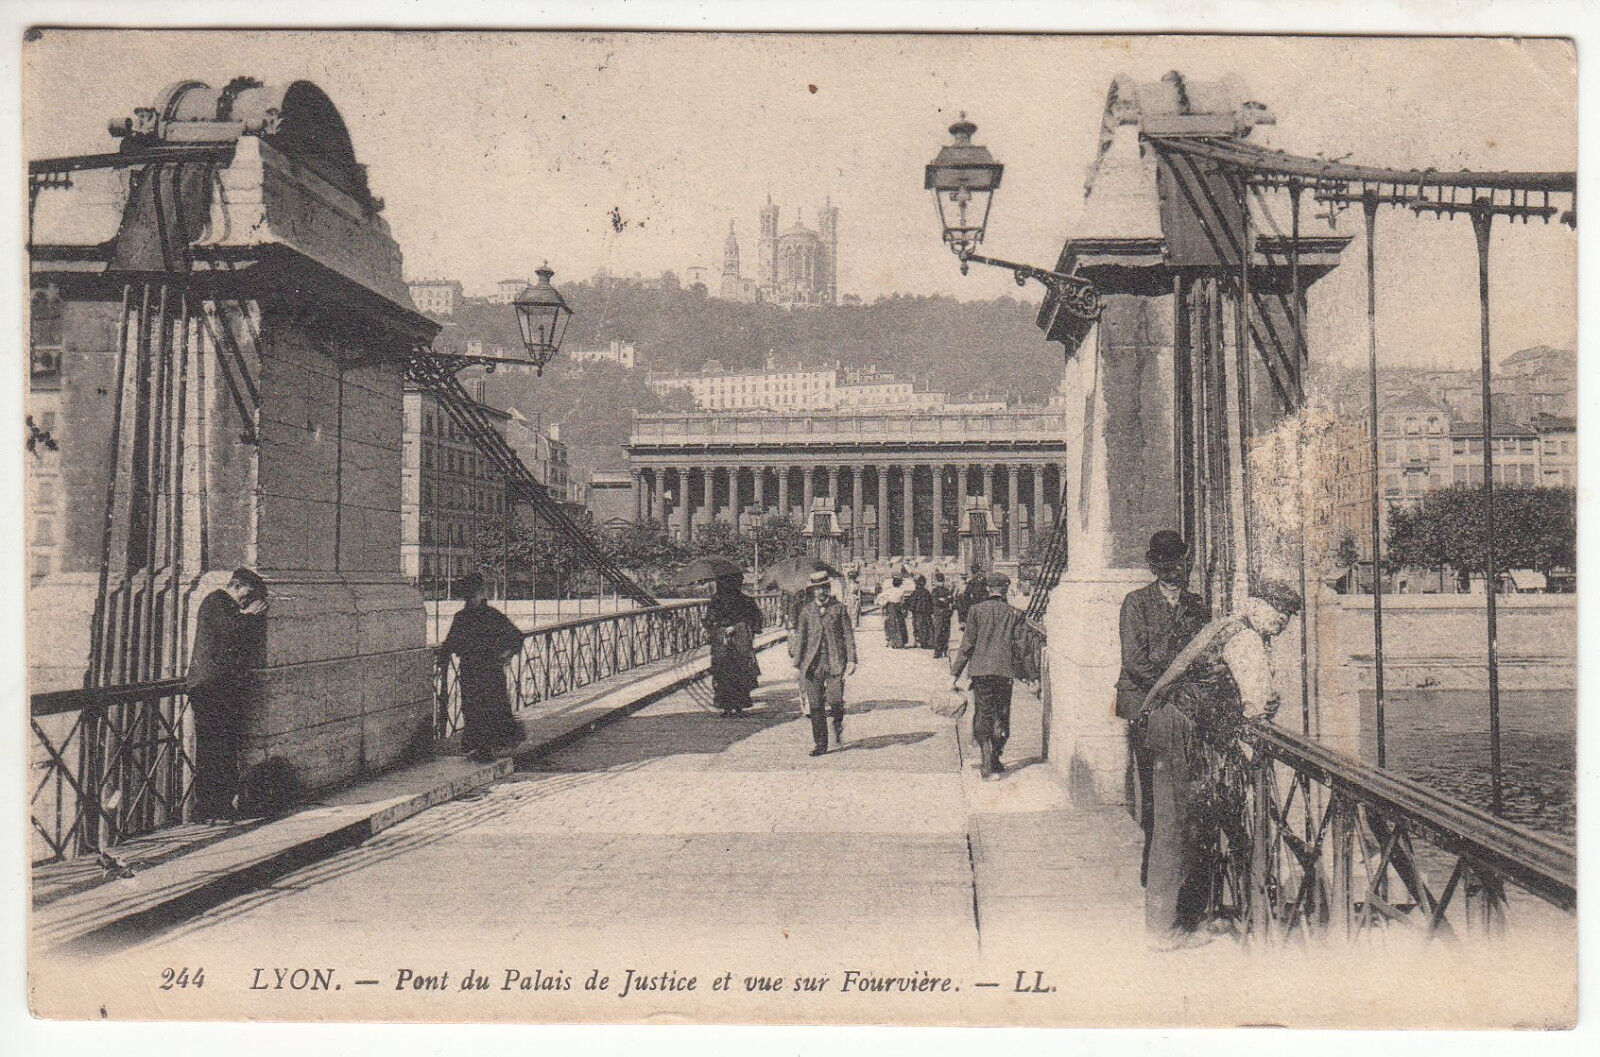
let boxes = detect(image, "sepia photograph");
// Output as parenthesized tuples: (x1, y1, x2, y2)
(18, 23, 1579, 1030)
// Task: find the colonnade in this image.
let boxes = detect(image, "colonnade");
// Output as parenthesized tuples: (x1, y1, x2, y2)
(629, 462, 1062, 562)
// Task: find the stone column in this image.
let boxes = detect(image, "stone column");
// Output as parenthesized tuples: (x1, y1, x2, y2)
(679, 468, 693, 539)
(902, 465, 915, 557)
(1033, 464, 1047, 550)
(753, 465, 766, 517)
(877, 465, 891, 560)
(632, 469, 644, 522)
(956, 464, 969, 549)
(726, 467, 741, 524)
(826, 466, 839, 506)
(778, 466, 790, 521)
(1007, 464, 1021, 559)
(851, 466, 864, 559)
(931, 464, 944, 560)
(802, 466, 815, 521)
(981, 464, 994, 504)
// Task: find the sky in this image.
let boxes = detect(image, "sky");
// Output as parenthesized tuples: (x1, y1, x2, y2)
(23, 31, 1576, 369)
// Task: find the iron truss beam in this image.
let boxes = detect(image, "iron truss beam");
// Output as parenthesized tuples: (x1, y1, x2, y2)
(1147, 135, 1576, 226)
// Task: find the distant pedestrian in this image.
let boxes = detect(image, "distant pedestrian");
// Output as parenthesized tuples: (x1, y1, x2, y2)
(881, 573, 909, 649)
(955, 564, 988, 629)
(846, 570, 864, 628)
(930, 573, 955, 658)
(950, 573, 1025, 781)
(186, 567, 268, 820)
(790, 570, 857, 756)
(706, 572, 763, 715)
(440, 572, 525, 762)
(909, 574, 934, 649)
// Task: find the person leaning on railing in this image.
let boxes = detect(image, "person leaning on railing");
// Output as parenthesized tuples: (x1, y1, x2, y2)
(439, 572, 525, 763)
(1137, 578, 1302, 951)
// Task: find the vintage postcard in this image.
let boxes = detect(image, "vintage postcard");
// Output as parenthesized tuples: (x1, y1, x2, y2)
(21, 28, 1577, 1028)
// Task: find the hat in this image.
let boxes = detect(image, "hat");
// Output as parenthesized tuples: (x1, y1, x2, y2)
(986, 572, 1011, 594)
(806, 570, 832, 588)
(229, 566, 267, 595)
(458, 572, 487, 599)
(1254, 578, 1303, 618)
(1146, 530, 1189, 566)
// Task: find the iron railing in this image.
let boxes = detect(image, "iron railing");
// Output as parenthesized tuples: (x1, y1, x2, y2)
(31, 678, 193, 864)
(433, 594, 786, 741)
(1215, 721, 1576, 943)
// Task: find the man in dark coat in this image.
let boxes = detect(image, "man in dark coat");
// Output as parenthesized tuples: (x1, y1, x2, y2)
(950, 573, 1025, 780)
(929, 573, 955, 658)
(790, 570, 857, 756)
(908, 574, 935, 649)
(440, 572, 526, 762)
(1116, 530, 1209, 884)
(186, 567, 268, 820)
(955, 565, 988, 630)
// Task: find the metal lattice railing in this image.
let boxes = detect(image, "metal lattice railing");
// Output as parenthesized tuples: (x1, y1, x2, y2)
(432, 594, 786, 741)
(31, 679, 193, 865)
(1229, 723, 1575, 943)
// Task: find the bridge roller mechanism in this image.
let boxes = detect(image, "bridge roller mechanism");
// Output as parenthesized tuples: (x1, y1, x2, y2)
(405, 351, 658, 607)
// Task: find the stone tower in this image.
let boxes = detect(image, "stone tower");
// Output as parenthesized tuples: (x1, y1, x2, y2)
(758, 194, 779, 292)
(720, 221, 741, 300)
(816, 196, 839, 305)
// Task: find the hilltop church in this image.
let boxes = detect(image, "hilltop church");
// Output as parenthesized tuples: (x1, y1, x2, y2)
(711, 196, 839, 307)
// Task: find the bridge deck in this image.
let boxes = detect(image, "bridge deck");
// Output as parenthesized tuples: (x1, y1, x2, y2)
(36, 617, 1570, 1026)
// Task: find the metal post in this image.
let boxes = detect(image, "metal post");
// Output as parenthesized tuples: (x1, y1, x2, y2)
(1235, 179, 1256, 592)
(1289, 181, 1312, 740)
(1363, 192, 1388, 768)
(1471, 201, 1504, 817)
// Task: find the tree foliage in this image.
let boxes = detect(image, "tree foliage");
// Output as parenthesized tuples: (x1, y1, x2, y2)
(1385, 486, 1575, 576)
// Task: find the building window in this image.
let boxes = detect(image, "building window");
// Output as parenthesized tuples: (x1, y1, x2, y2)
(30, 285, 64, 386)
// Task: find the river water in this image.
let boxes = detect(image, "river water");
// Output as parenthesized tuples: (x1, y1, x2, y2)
(1357, 689, 1575, 841)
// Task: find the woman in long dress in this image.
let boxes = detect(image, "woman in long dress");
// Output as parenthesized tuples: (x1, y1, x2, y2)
(440, 572, 526, 762)
(881, 574, 908, 649)
(1139, 579, 1301, 948)
(706, 572, 764, 715)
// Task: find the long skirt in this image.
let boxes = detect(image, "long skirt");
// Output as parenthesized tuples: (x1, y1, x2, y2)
(884, 602, 907, 647)
(711, 629, 759, 713)
(459, 660, 522, 753)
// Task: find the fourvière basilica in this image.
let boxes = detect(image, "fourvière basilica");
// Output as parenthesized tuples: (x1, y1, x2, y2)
(708, 196, 839, 307)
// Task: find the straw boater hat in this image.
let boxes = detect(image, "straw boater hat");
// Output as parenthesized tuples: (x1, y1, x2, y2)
(807, 570, 832, 589)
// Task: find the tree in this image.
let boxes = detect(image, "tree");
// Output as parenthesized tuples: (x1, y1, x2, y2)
(1386, 486, 1575, 580)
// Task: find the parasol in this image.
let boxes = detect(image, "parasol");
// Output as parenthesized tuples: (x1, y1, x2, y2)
(760, 555, 843, 593)
(668, 556, 746, 586)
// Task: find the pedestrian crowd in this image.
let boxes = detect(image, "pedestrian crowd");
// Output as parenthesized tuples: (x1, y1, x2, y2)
(182, 527, 1300, 955)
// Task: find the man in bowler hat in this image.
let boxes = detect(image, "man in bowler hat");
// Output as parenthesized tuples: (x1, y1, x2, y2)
(790, 570, 857, 756)
(1117, 530, 1209, 882)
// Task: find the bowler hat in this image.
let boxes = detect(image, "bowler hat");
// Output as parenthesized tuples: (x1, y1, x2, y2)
(1254, 578, 1303, 618)
(806, 570, 832, 588)
(1146, 530, 1189, 566)
(458, 572, 487, 599)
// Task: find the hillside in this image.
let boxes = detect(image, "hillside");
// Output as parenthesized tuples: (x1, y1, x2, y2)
(433, 273, 1067, 479)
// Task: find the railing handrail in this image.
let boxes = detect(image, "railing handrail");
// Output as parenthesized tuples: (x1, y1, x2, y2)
(488, 593, 783, 643)
(1249, 722, 1575, 910)
(31, 677, 188, 719)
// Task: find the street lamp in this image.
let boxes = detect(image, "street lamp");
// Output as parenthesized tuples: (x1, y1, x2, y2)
(924, 114, 1101, 322)
(511, 263, 573, 376)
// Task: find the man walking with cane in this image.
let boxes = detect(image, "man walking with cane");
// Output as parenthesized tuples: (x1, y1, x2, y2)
(950, 572, 1025, 780)
(790, 570, 857, 756)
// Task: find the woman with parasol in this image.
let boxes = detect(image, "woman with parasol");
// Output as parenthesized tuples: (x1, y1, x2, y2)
(676, 557, 763, 716)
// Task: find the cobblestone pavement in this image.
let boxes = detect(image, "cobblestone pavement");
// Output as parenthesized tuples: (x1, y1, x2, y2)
(121, 618, 1051, 969)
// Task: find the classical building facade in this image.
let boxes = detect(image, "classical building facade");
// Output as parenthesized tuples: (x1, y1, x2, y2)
(626, 409, 1068, 567)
